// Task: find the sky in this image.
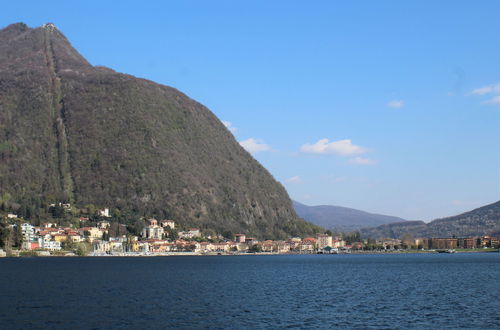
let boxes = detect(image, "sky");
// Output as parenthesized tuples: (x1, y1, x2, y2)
(1, 1, 499, 221)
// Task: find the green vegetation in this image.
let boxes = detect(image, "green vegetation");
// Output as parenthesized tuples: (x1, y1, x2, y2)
(248, 244, 262, 253)
(0, 23, 322, 240)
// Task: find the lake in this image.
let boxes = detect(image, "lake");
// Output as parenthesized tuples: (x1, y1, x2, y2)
(0, 253, 499, 329)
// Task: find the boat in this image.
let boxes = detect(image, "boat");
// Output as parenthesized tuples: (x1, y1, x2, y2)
(436, 249, 456, 253)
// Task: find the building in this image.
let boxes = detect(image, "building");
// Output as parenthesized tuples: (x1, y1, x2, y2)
(98, 208, 111, 217)
(457, 238, 477, 249)
(179, 229, 201, 239)
(332, 239, 346, 248)
(38, 238, 61, 251)
(300, 237, 317, 252)
(21, 223, 35, 242)
(245, 237, 257, 245)
(78, 227, 104, 241)
(160, 220, 175, 229)
(317, 234, 333, 249)
(41, 222, 57, 229)
(234, 234, 246, 243)
(98, 221, 111, 229)
(426, 238, 458, 250)
(142, 225, 164, 240)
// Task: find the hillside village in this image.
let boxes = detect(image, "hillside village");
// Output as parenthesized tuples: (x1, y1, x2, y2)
(0, 202, 498, 257)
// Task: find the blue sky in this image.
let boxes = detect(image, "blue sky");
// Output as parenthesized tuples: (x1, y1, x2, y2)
(2, 1, 499, 221)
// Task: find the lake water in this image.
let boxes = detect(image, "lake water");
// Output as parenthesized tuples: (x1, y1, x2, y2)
(0, 253, 499, 329)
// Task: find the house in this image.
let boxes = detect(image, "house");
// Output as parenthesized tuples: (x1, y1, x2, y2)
(142, 224, 164, 240)
(234, 234, 246, 243)
(39, 238, 61, 251)
(109, 241, 125, 253)
(332, 239, 346, 248)
(53, 234, 70, 243)
(213, 242, 230, 252)
(160, 220, 175, 229)
(178, 229, 201, 239)
(150, 241, 172, 253)
(245, 237, 258, 245)
(98, 221, 111, 229)
(78, 227, 104, 241)
(288, 238, 302, 251)
(65, 231, 82, 242)
(146, 219, 158, 226)
(50, 202, 71, 209)
(93, 240, 110, 253)
(40, 222, 57, 229)
(98, 208, 111, 217)
(300, 237, 317, 252)
(188, 228, 201, 238)
(7, 213, 17, 219)
(197, 242, 215, 252)
(261, 240, 274, 252)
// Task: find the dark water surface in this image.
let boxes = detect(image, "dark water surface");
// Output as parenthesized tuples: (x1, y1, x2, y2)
(0, 253, 499, 329)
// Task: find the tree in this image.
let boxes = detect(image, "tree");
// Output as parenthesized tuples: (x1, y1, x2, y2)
(62, 237, 76, 250)
(164, 227, 178, 241)
(222, 230, 233, 240)
(13, 221, 23, 248)
(128, 219, 146, 236)
(249, 244, 262, 253)
(50, 205, 65, 218)
(0, 220, 11, 249)
(75, 242, 91, 256)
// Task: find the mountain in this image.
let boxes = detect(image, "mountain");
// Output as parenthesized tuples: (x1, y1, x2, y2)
(360, 201, 500, 239)
(293, 200, 406, 232)
(0, 22, 321, 239)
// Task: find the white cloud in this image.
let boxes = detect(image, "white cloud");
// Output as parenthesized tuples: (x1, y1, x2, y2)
(483, 95, 500, 105)
(387, 100, 404, 108)
(348, 157, 378, 165)
(222, 120, 237, 134)
(468, 83, 500, 95)
(300, 138, 368, 156)
(286, 176, 303, 184)
(239, 138, 271, 153)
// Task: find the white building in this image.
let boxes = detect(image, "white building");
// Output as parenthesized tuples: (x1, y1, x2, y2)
(98, 208, 111, 217)
(38, 238, 62, 251)
(142, 225, 164, 240)
(160, 220, 175, 229)
(179, 229, 201, 239)
(317, 234, 333, 249)
(21, 223, 35, 244)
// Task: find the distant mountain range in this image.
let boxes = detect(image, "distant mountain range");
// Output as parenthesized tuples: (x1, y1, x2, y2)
(360, 201, 500, 239)
(293, 201, 407, 232)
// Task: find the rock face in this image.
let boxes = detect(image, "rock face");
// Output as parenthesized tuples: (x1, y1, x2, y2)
(360, 201, 500, 239)
(0, 23, 320, 239)
(293, 200, 406, 232)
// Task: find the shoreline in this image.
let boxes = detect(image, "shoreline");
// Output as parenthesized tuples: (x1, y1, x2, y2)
(1, 249, 498, 258)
